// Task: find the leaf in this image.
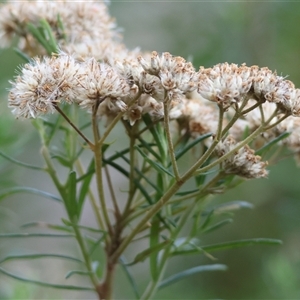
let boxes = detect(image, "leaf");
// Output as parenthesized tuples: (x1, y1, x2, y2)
(119, 256, 140, 299)
(255, 132, 290, 156)
(135, 146, 174, 178)
(172, 238, 282, 256)
(175, 133, 213, 161)
(39, 19, 58, 53)
(210, 200, 254, 215)
(129, 240, 170, 265)
(142, 114, 167, 161)
(202, 219, 233, 234)
(118, 152, 163, 195)
(175, 189, 199, 196)
(21, 222, 72, 233)
(137, 137, 161, 161)
(0, 150, 44, 170)
(51, 154, 72, 168)
(0, 233, 75, 238)
(26, 23, 52, 55)
(0, 187, 62, 203)
(56, 13, 67, 40)
(65, 270, 93, 279)
(158, 264, 228, 289)
(13, 48, 31, 62)
(65, 171, 78, 219)
(0, 253, 83, 264)
(0, 267, 94, 291)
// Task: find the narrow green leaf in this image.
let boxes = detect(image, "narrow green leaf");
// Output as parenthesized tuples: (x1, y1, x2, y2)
(158, 264, 228, 289)
(52, 154, 72, 168)
(255, 132, 290, 156)
(210, 201, 254, 215)
(172, 238, 282, 256)
(129, 240, 170, 265)
(142, 114, 166, 161)
(78, 159, 95, 213)
(61, 218, 107, 234)
(0, 233, 74, 238)
(200, 209, 214, 230)
(39, 19, 58, 53)
(137, 137, 161, 161)
(26, 23, 52, 55)
(0, 151, 44, 171)
(56, 13, 67, 40)
(119, 256, 140, 299)
(0, 267, 94, 291)
(202, 219, 233, 234)
(65, 270, 93, 279)
(118, 152, 163, 195)
(175, 133, 213, 161)
(175, 189, 199, 196)
(135, 146, 174, 178)
(21, 222, 72, 233)
(13, 47, 31, 62)
(0, 187, 62, 203)
(0, 254, 83, 264)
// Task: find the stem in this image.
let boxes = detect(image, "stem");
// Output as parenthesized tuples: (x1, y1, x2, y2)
(54, 104, 95, 150)
(104, 164, 121, 219)
(75, 159, 106, 230)
(72, 222, 99, 289)
(92, 103, 113, 237)
(111, 179, 184, 262)
(164, 101, 180, 181)
(98, 91, 141, 147)
(110, 100, 226, 261)
(122, 121, 138, 217)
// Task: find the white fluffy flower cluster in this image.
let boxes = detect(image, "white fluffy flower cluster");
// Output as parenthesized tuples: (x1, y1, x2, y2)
(9, 54, 131, 118)
(0, 0, 131, 61)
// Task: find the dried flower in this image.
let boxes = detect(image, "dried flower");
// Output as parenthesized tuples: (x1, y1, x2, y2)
(197, 63, 253, 106)
(138, 51, 198, 101)
(216, 136, 268, 178)
(8, 54, 80, 118)
(75, 58, 131, 111)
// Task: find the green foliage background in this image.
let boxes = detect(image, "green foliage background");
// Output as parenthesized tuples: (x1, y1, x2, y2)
(0, 1, 300, 299)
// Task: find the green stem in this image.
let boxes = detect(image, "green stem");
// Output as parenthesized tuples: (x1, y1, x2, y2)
(92, 104, 113, 237)
(163, 101, 180, 181)
(98, 92, 141, 147)
(54, 104, 94, 150)
(75, 159, 106, 230)
(72, 222, 99, 288)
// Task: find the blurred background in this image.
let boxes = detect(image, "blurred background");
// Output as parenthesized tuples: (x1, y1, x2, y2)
(1, 1, 300, 299)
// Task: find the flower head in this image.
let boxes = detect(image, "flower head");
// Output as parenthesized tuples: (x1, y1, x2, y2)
(197, 63, 253, 106)
(9, 54, 80, 118)
(216, 136, 268, 178)
(138, 51, 198, 100)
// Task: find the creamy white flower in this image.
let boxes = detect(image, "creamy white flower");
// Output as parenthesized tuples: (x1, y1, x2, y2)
(74, 58, 130, 110)
(138, 51, 197, 100)
(9, 54, 80, 118)
(197, 63, 253, 106)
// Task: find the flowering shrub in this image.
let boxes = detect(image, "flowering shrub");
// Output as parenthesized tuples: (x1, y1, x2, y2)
(0, 1, 299, 299)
